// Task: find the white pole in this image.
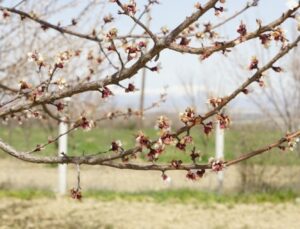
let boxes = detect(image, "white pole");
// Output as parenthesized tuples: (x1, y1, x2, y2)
(58, 118, 68, 195)
(215, 120, 224, 192)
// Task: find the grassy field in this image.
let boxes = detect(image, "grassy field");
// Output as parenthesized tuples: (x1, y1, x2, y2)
(0, 123, 299, 165)
(0, 188, 298, 204)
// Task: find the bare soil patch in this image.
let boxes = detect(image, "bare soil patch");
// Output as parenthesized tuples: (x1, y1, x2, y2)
(1, 198, 300, 229)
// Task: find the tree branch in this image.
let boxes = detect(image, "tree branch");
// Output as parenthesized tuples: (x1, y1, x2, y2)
(0, 6, 101, 42)
(0, 130, 299, 171)
(169, 6, 299, 54)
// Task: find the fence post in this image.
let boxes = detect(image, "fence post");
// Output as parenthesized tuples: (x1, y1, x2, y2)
(215, 120, 224, 193)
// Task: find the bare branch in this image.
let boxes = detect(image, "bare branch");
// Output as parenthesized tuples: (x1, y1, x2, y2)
(0, 6, 101, 42)
(169, 6, 299, 54)
(0, 130, 299, 171)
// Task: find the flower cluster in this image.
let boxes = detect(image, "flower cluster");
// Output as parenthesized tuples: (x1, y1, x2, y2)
(208, 97, 224, 108)
(161, 173, 172, 183)
(217, 114, 230, 129)
(103, 14, 114, 24)
(138, 41, 147, 49)
(33, 144, 44, 152)
(259, 33, 272, 48)
(170, 159, 182, 169)
(125, 83, 136, 93)
(2, 9, 10, 18)
(203, 121, 213, 135)
(179, 37, 191, 46)
(148, 63, 162, 72)
(209, 158, 226, 172)
(125, 43, 139, 60)
(123, 0, 137, 15)
(155, 116, 171, 131)
(176, 135, 193, 151)
(258, 27, 287, 48)
(272, 27, 286, 43)
(160, 132, 177, 145)
(2, 110, 46, 125)
(55, 102, 64, 111)
(19, 80, 31, 91)
(248, 56, 259, 70)
(27, 51, 45, 69)
(28, 86, 46, 102)
(181, 23, 197, 36)
(203, 22, 217, 39)
(194, 2, 202, 10)
(147, 139, 165, 161)
(123, 41, 147, 61)
(287, 137, 300, 151)
(74, 116, 95, 131)
(256, 79, 265, 87)
(111, 140, 123, 151)
(186, 169, 205, 180)
(70, 188, 82, 200)
(160, 26, 169, 35)
(54, 78, 67, 90)
(272, 27, 288, 47)
(214, 6, 224, 16)
(153, 138, 165, 152)
(135, 131, 150, 148)
(54, 50, 74, 69)
(237, 21, 247, 38)
(106, 28, 118, 40)
(180, 107, 196, 125)
(99, 86, 113, 99)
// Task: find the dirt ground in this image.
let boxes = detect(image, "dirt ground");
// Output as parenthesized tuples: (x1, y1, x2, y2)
(1, 198, 300, 229)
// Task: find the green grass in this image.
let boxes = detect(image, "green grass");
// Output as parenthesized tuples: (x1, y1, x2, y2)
(0, 188, 298, 204)
(0, 123, 299, 165)
(0, 188, 54, 200)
